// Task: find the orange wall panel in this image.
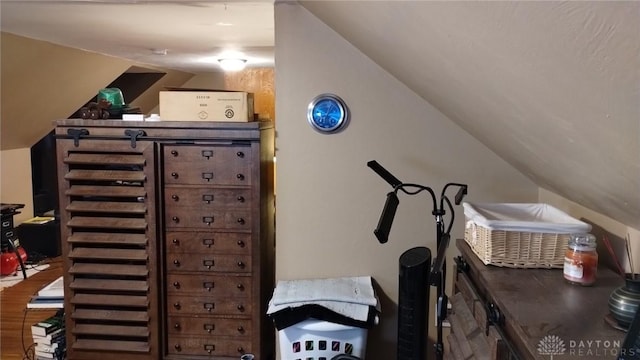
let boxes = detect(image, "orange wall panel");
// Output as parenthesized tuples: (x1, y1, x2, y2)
(225, 68, 275, 122)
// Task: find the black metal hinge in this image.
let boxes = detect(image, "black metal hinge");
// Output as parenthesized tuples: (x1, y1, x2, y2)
(67, 128, 89, 147)
(124, 129, 147, 148)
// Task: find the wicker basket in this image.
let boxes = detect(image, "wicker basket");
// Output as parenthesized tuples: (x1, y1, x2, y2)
(462, 202, 591, 269)
(464, 221, 570, 268)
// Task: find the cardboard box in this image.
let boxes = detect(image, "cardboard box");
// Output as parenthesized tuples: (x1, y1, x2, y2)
(159, 89, 254, 122)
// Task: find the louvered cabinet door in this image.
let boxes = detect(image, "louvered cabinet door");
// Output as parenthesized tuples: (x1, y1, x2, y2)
(56, 136, 159, 360)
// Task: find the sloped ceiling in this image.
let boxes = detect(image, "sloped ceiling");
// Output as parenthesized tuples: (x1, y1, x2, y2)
(300, 1, 640, 229)
(0, 1, 275, 73)
(0, 1, 638, 229)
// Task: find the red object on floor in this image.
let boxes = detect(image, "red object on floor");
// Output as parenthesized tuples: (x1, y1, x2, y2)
(0, 247, 27, 276)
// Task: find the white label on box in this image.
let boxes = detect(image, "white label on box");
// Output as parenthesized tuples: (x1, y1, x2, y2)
(159, 91, 254, 122)
(122, 114, 144, 121)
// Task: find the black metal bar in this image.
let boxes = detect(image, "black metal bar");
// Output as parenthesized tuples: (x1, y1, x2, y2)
(367, 160, 402, 188)
(374, 192, 399, 244)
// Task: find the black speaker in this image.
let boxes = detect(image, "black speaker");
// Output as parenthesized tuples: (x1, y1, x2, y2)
(17, 220, 61, 260)
(398, 246, 431, 360)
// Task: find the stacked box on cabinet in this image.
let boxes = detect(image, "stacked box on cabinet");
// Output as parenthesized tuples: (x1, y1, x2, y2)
(463, 202, 592, 268)
(159, 87, 255, 122)
(267, 276, 380, 359)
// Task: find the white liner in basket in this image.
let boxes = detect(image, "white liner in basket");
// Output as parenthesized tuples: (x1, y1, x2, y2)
(463, 202, 592, 268)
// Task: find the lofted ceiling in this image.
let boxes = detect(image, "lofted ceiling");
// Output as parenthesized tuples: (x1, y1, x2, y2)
(299, 1, 640, 230)
(0, 0, 275, 73)
(1, 0, 638, 229)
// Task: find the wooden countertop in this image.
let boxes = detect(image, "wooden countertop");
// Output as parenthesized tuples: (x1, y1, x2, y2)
(456, 238, 626, 359)
(0, 258, 63, 360)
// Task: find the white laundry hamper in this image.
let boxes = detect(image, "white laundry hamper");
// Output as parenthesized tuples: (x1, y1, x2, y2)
(278, 318, 368, 360)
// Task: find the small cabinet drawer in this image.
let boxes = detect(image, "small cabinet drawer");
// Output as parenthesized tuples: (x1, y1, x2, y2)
(168, 335, 252, 357)
(164, 187, 251, 208)
(164, 145, 252, 186)
(167, 253, 252, 273)
(166, 295, 252, 316)
(165, 209, 251, 230)
(167, 316, 252, 337)
(166, 231, 251, 254)
(167, 274, 252, 296)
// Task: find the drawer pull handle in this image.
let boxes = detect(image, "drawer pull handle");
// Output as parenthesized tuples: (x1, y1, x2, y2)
(172, 238, 180, 246)
(173, 259, 180, 267)
(204, 323, 215, 333)
(204, 303, 215, 312)
(237, 196, 245, 203)
(237, 240, 246, 248)
(202, 194, 214, 203)
(204, 281, 214, 291)
(171, 172, 179, 179)
(202, 150, 213, 159)
(174, 323, 181, 330)
(236, 151, 245, 158)
(204, 344, 215, 353)
(237, 261, 246, 269)
(172, 216, 180, 223)
(203, 238, 214, 247)
(2, 221, 10, 227)
(203, 216, 214, 225)
(236, 173, 245, 181)
(237, 283, 244, 290)
(237, 326, 245, 333)
(170, 150, 178, 156)
(237, 218, 245, 225)
(173, 281, 180, 289)
(202, 172, 213, 181)
(174, 344, 182, 352)
(203, 259, 215, 269)
(173, 302, 181, 310)
(237, 304, 245, 312)
(171, 194, 179, 201)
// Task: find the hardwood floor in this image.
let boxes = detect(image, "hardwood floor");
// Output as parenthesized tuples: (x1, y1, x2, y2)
(0, 257, 63, 360)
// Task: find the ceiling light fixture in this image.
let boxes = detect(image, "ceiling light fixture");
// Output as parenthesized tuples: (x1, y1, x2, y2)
(218, 58, 247, 72)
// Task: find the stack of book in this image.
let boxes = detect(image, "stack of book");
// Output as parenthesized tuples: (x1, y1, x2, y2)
(31, 311, 66, 360)
(28, 276, 63, 309)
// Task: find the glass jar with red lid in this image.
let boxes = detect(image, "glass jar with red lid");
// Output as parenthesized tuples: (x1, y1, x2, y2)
(564, 233, 598, 286)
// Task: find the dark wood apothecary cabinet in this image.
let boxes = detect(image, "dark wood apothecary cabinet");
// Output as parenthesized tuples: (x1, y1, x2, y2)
(55, 119, 275, 360)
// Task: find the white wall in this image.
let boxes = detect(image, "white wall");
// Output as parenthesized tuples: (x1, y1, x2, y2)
(0, 148, 33, 224)
(540, 188, 640, 275)
(180, 72, 226, 90)
(274, 3, 538, 357)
